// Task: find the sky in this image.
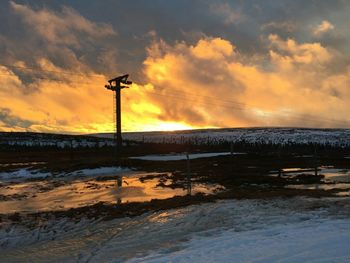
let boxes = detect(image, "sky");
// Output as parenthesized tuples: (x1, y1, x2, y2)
(1, 0, 350, 133)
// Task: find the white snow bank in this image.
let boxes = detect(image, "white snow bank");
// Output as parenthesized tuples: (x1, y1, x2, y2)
(135, 218, 350, 263)
(130, 152, 244, 161)
(1, 198, 349, 262)
(0, 167, 131, 180)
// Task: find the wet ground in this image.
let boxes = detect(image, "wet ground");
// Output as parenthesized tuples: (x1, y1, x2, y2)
(0, 150, 350, 262)
(264, 166, 350, 195)
(0, 151, 350, 226)
(0, 171, 223, 214)
(282, 167, 350, 196)
(1, 197, 349, 262)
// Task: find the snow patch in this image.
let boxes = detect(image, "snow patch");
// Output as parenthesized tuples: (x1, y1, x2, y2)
(0, 169, 50, 179)
(136, 218, 350, 263)
(1, 198, 350, 262)
(0, 167, 131, 180)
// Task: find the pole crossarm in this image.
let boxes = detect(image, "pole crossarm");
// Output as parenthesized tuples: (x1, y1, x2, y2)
(107, 74, 132, 85)
(105, 74, 132, 90)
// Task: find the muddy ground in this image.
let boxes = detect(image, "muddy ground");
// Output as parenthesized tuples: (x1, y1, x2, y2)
(1, 143, 350, 227)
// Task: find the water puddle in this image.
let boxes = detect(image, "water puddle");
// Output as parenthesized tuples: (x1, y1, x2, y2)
(269, 168, 320, 178)
(0, 171, 224, 214)
(278, 166, 350, 196)
(322, 168, 350, 183)
(285, 183, 350, 191)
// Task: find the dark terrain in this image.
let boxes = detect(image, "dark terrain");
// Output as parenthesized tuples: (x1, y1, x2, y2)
(1, 131, 350, 227)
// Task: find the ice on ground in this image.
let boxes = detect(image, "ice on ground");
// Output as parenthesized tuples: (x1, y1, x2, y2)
(130, 152, 244, 161)
(0, 166, 131, 180)
(0, 169, 50, 180)
(1, 197, 349, 262)
(0, 162, 46, 168)
(66, 166, 131, 177)
(136, 218, 350, 263)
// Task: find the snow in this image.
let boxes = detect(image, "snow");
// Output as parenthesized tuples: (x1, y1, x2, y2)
(3, 128, 350, 148)
(1, 197, 349, 262)
(0, 169, 50, 179)
(0, 166, 131, 180)
(130, 152, 244, 161)
(136, 218, 350, 263)
(0, 132, 115, 149)
(121, 128, 350, 147)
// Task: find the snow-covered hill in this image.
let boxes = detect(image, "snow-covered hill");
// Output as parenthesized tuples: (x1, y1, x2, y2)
(2, 128, 350, 148)
(121, 128, 350, 147)
(0, 132, 115, 148)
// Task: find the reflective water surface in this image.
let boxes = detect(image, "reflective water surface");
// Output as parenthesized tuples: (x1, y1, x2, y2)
(0, 171, 224, 213)
(281, 166, 350, 196)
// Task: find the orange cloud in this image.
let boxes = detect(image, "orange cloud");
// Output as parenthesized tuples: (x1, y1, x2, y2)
(1, 10, 350, 133)
(313, 20, 335, 37)
(191, 38, 234, 60)
(139, 36, 350, 128)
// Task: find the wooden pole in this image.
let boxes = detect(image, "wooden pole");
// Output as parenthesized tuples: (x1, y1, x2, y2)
(116, 86, 122, 154)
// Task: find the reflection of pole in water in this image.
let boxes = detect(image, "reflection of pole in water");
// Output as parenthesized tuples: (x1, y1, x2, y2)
(278, 146, 282, 178)
(315, 154, 320, 190)
(230, 142, 234, 172)
(314, 147, 318, 177)
(186, 153, 192, 196)
(117, 177, 122, 188)
(116, 176, 123, 205)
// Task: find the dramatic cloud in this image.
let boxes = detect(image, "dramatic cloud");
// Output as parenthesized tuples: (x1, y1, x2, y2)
(261, 21, 297, 34)
(1, 0, 350, 132)
(139, 36, 350, 128)
(0, 108, 33, 131)
(210, 2, 245, 25)
(0, 2, 119, 133)
(268, 34, 332, 65)
(10, 1, 115, 47)
(313, 20, 335, 37)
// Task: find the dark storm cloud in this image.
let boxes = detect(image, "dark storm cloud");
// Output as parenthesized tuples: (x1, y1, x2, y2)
(0, 1, 117, 81)
(0, 108, 33, 129)
(2, 0, 350, 79)
(2, 0, 350, 132)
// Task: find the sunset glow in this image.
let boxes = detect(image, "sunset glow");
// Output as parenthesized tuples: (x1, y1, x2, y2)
(3, 2, 350, 261)
(2, 1, 350, 133)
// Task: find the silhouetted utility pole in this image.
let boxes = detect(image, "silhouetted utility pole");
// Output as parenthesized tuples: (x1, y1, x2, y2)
(105, 74, 132, 155)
